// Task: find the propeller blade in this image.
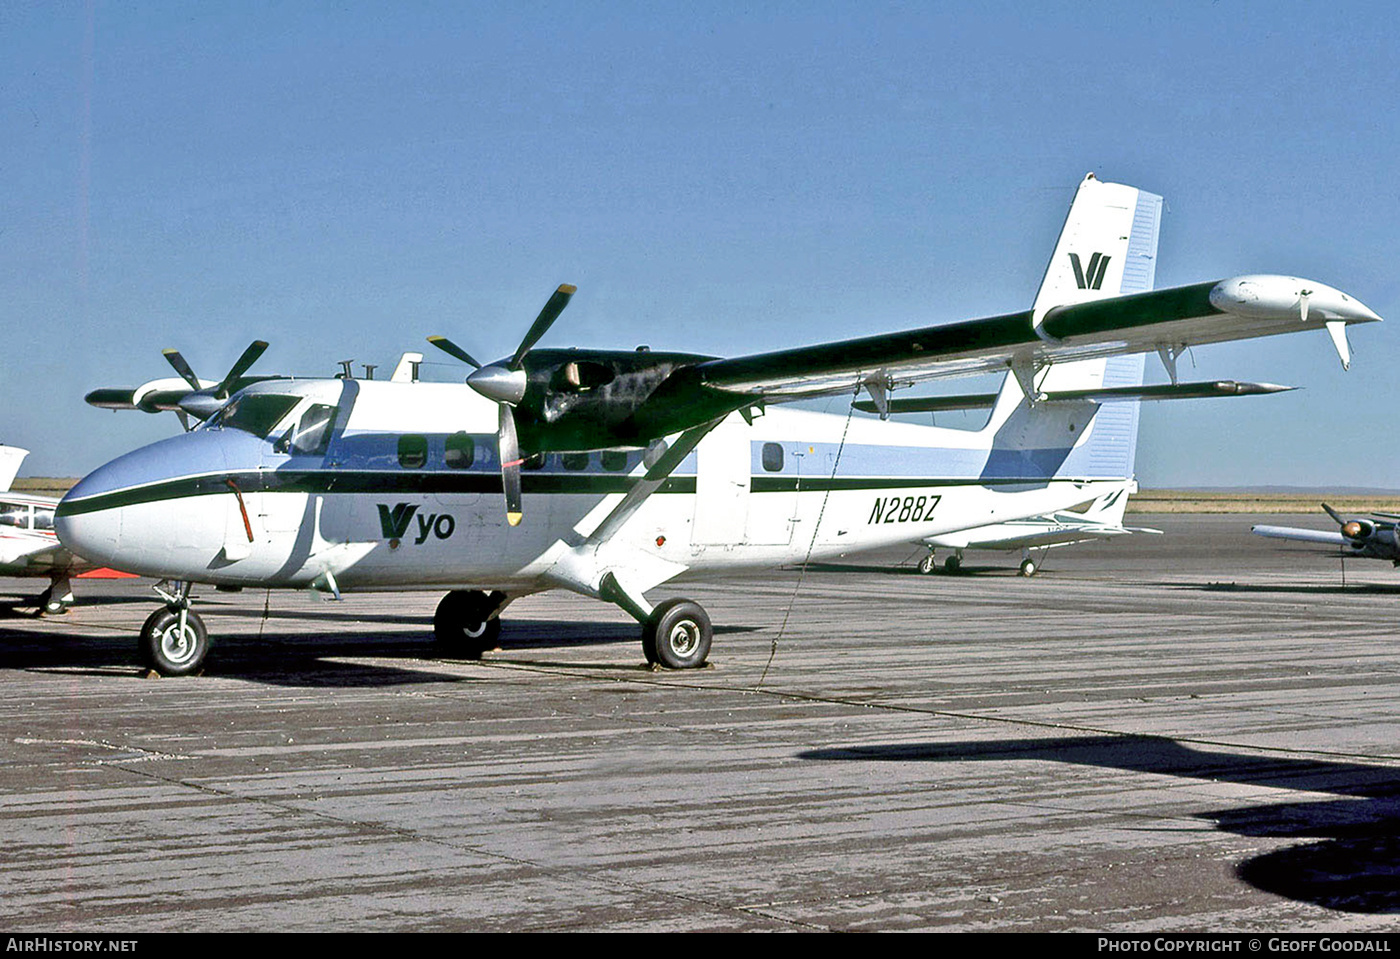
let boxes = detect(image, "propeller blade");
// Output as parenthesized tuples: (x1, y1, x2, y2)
(426, 335, 483, 370)
(510, 284, 576, 369)
(162, 349, 202, 391)
(215, 341, 269, 398)
(1321, 503, 1346, 526)
(499, 405, 523, 527)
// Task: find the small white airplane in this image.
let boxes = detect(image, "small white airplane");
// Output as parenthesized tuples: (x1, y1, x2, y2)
(1254, 504, 1400, 564)
(56, 174, 1380, 676)
(909, 481, 1162, 576)
(0, 445, 101, 613)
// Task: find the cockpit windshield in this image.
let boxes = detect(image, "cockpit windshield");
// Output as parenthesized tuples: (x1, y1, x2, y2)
(204, 393, 301, 438)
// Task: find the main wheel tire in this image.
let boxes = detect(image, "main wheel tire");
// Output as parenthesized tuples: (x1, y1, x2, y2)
(643, 599, 713, 669)
(38, 587, 66, 616)
(944, 555, 962, 573)
(1019, 558, 1038, 577)
(917, 554, 937, 575)
(139, 608, 210, 676)
(433, 590, 502, 659)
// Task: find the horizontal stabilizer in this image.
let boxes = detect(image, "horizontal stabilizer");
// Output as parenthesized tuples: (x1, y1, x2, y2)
(854, 380, 1293, 415)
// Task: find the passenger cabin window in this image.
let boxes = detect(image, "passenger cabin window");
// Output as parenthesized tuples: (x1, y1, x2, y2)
(398, 435, 428, 469)
(600, 450, 629, 472)
(560, 453, 589, 471)
(208, 394, 302, 439)
(0, 502, 30, 529)
(275, 403, 337, 456)
(761, 442, 784, 472)
(32, 507, 54, 531)
(445, 432, 475, 469)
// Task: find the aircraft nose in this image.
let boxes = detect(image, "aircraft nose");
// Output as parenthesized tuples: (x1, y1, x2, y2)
(54, 463, 127, 569)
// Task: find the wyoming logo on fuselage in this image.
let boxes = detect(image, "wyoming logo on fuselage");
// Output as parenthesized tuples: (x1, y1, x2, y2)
(1069, 252, 1111, 290)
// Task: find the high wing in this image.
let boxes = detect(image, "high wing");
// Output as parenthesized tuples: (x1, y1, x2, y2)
(694, 275, 1376, 401)
(692, 175, 1377, 402)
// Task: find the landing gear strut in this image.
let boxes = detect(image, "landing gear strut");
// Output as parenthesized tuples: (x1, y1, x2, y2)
(434, 590, 507, 659)
(598, 572, 713, 669)
(37, 574, 73, 615)
(140, 582, 209, 676)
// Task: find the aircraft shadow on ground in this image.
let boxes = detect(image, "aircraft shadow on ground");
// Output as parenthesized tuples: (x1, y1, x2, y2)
(799, 735, 1400, 913)
(0, 618, 756, 689)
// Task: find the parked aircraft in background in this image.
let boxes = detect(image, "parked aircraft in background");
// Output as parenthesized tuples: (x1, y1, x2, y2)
(56, 174, 1380, 677)
(912, 481, 1162, 576)
(1253, 504, 1400, 565)
(0, 445, 114, 613)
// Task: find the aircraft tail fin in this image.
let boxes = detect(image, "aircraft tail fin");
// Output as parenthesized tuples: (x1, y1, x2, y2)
(981, 177, 1163, 480)
(0, 445, 28, 493)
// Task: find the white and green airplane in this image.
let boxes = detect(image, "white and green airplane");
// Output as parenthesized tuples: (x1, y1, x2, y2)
(55, 175, 1379, 676)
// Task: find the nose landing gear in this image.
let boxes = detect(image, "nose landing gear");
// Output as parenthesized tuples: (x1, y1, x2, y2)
(139, 582, 209, 676)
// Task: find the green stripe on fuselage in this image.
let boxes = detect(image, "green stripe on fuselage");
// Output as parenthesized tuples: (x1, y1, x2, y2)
(55, 470, 1118, 517)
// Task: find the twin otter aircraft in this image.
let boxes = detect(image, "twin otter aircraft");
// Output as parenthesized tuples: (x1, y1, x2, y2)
(56, 175, 1380, 676)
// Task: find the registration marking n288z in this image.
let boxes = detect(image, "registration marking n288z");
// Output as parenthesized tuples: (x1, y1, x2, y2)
(867, 493, 941, 525)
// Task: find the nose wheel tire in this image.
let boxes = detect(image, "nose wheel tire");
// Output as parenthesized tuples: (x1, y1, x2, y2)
(917, 554, 937, 575)
(139, 608, 210, 676)
(434, 590, 503, 659)
(642, 599, 712, 669)
(37, 586, 68, 616)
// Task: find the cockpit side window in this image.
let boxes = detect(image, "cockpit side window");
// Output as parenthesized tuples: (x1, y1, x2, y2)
(207, 394, 302, 438)
(275, 403, 337, 456)
(0, 502, 30, 529)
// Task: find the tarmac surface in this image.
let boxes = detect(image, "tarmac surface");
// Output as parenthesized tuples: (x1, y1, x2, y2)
(3, 513, 1400, 932)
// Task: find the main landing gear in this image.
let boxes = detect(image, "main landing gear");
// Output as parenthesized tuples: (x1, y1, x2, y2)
(433, 590, 507, 659)
(139, 581, 210, 676)
(917, 549, 962, 574)
(432, 587, 715, 670)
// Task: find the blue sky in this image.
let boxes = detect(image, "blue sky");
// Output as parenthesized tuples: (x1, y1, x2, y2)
(5, 1, 1399, 485)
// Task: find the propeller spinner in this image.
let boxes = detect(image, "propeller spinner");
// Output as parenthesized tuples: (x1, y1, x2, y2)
(429, 284, 577, 526)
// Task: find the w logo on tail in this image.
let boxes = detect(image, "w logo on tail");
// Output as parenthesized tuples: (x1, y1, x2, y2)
(1069, 252, 1111, 290)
